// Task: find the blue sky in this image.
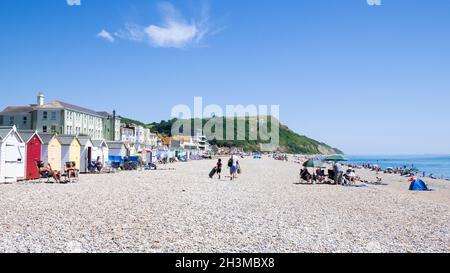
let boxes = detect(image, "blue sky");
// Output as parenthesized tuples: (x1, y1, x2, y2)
(1, 0, 449, 155)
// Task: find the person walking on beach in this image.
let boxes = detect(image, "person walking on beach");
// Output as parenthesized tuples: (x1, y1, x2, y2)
(216, 158, 222, 179)
(229, 155, 239, 181)
(334, 162, 343, 185)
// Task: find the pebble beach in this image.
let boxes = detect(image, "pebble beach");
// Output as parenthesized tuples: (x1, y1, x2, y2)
(0, 157, 449, 253)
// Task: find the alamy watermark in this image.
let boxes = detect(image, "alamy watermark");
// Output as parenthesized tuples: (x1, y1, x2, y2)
(170, 97, 280, 152)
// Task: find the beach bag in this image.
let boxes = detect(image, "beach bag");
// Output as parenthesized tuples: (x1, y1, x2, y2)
(209, 167, 217, 178)
(238, 167, 242, 174)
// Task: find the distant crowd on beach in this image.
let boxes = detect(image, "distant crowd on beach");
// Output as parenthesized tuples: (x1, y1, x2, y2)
(349, 163, 449, 181)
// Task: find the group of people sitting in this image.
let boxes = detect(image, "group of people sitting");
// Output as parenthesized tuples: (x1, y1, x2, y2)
(300, 163, 361, 185)
(38, 161, 79, 183)
(300, 167, 328, 184)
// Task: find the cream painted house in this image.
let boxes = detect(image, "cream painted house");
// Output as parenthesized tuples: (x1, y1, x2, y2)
(0, 93, 121, 141)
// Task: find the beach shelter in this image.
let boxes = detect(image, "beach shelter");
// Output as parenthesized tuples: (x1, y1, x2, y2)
(57, 135, 81, 171)
(0, 126, 26, 183)
(78, 136, 94, 173)
(106, 141, 127, 157)
(303, 159, 324, 168)
(409, 179, 430, 191)
(323, 154, 348, 162)
(18, 130, 43, 180)
(92, 139, 109, 165)
(40, 133, 62, 171)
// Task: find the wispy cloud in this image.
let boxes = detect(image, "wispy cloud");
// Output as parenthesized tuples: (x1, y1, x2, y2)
(66, 0, 81, 6)
(97, 30, 115, 43)
(113, 2, 215, 49)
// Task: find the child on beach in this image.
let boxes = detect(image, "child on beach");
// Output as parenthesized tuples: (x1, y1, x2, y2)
(216, 159, 222, 179)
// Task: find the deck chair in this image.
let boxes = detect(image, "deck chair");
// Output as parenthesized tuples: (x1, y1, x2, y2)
(64, 161, 80, 183)
(300, 169, 313, 183)
(36, 161, 52, 183)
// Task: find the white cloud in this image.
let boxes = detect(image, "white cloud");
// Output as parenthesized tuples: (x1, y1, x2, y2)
(116, 2, 212, 49)
(367, 0, 382, 6)
(66, 0, 81, 6)
(145, 21, 199, 48)
(97, 30, 115, 43)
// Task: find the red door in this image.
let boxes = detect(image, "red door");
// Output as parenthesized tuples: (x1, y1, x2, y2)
(26, 135, 42, 180)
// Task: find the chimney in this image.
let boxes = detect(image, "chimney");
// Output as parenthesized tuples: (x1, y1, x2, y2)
(37, 92, 45, 106)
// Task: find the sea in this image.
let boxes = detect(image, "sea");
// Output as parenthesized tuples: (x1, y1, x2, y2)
(347, 155, 450, 180)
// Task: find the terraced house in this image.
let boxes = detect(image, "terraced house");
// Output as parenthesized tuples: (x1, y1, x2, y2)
(0, 93, 121, 141)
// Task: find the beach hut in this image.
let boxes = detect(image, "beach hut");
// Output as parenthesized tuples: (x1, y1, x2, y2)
(57, 135, 81, 171)
(0, 126, 26, 183)
(78, 136, 94, 173)
(92, 139, 109, 165)
(106, 141, 127, 157)
(18, 130, 43, 180)
(40, 133, 62, 171)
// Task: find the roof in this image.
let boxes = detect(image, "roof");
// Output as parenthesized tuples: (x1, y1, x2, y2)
(92, 139, 107, 147)
(77, 136, 93, 146)
(106, 141, 126, 149)
(96, 111, 114, 118)
(0, 126, 24, 143)
(56, 135, 80, 146)
(172, 135, 193, 142)
(39, 133, 58, 144)
(17, 130, 42, 143)
(35, 101, 104, 117)
(1, 99, 121, 120)
(0, 106, 34, 115)
(0, 126, 14, 140)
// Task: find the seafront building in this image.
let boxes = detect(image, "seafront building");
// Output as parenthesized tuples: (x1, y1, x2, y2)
(169, 132, 211, 153)
(195, 130, 210, 152)
(120, 123, 160, 152)
(0, 93, 121, 141)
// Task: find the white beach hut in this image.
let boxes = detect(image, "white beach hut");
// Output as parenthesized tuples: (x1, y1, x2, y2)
(92, 139, 109, 165)
(106, 141, 127, 157)
(78, 136, 94, 173)
(0, 126, 26, 183)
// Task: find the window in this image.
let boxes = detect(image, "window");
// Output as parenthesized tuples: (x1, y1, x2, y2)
(43, 111, 48, 120)
(43, 126, 48, 133)
(23, 116, 27, 125)
(51, 111, 56, 120)
(51, 125, 57, 133)
(9, 116, 14, 126)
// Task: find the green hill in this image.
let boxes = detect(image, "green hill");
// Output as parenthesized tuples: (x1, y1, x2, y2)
(123, 116, 342, 155)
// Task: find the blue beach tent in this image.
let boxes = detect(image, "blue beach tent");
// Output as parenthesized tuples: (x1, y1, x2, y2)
(409, 179, 430, 191)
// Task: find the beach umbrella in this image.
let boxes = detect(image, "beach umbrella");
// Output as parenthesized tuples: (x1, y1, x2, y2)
(303, 159, 324, 168)
(323, 154, 348, 162)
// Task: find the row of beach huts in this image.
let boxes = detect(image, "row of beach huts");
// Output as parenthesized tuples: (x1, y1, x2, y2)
(0, 125, 129, 183)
